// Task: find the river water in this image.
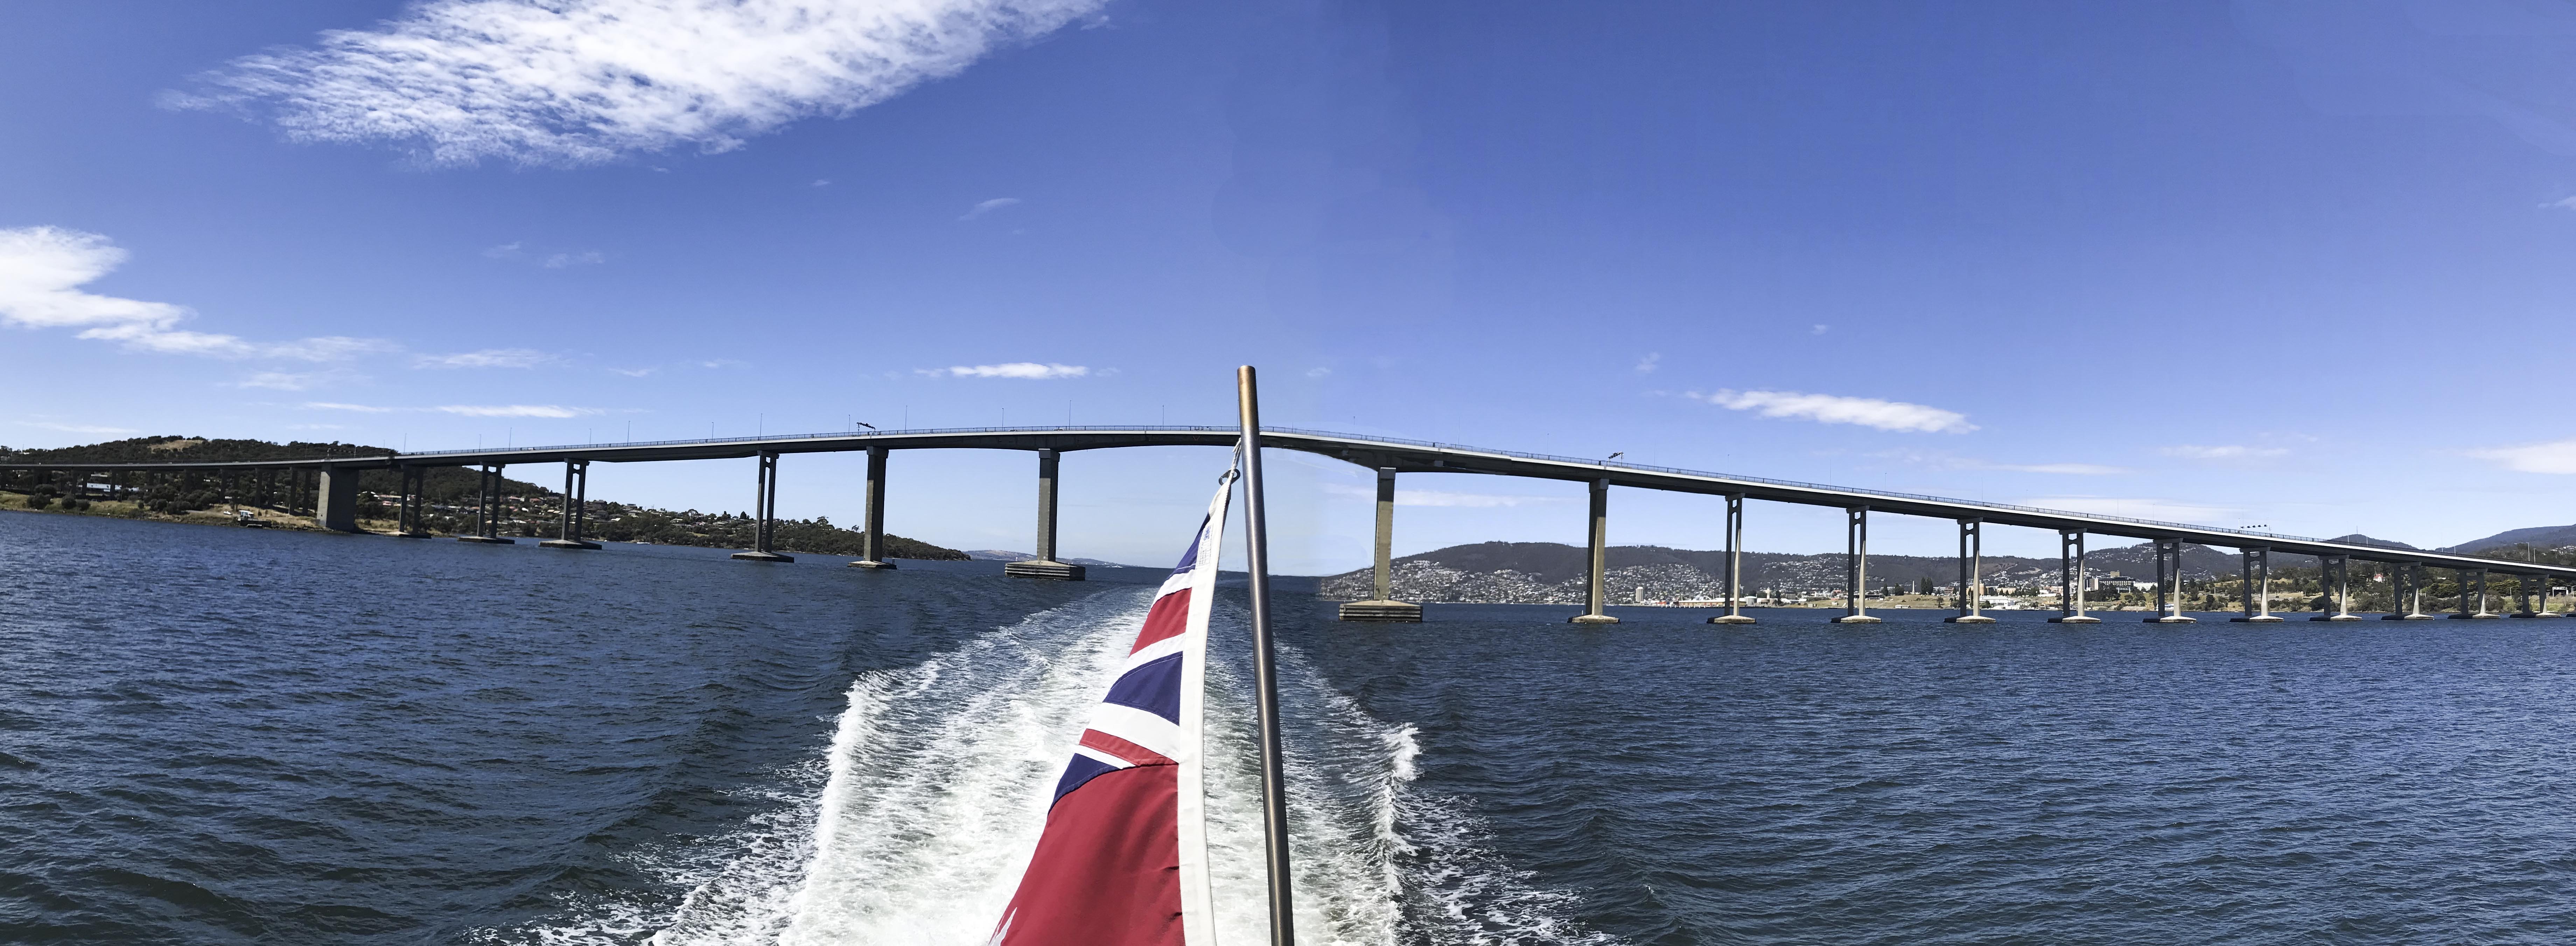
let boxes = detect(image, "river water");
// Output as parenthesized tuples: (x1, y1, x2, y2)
(6, 511, 2576, 944)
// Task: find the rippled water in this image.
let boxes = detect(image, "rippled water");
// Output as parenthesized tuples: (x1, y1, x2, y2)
(8, 511, 2576, 944)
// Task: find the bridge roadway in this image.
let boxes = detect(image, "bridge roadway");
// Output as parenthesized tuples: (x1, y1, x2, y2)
(5, 424, 2568, 623)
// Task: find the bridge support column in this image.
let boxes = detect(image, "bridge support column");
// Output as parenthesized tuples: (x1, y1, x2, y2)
(394, 467, 430, 537)
(458, 464, 515, 544)
(1570, 479, 1619, 624)
(542, 460, 600, 549)
(1710, 493, 1756, 625)
(2528, 573, 2563, 617)
(734, 452, 794, 562)
(2051, 529, 2100, 624)
(1832, 507, 1881, 624)
(1007, 448, 1083, 579)
(2146, 538, 2194, 623)
(1342, 467, 1422, 622)
(2453, 568, 2497, 618)
(312, 467, 362, 533)
(2234, 548, 2283, 621)
(850, 445, 897, 569)
(2385, 562, 2431, 619)
(1947, 518, 1994, 624)
(2312, 554, 2363, 621)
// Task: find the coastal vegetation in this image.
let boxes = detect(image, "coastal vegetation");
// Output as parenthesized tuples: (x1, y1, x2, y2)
(0, 436, 968, 560)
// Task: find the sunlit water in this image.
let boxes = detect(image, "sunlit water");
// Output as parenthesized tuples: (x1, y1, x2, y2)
(7, 511, 2576, 944)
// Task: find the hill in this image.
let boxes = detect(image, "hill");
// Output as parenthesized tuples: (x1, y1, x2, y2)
(1317, 539, 2246, 605)
(2440, 524, 2576, 556)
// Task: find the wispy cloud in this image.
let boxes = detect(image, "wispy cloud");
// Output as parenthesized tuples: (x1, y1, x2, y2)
(2018, 496, 2238, 524)
(438, 404, 600, 418)
(415, 348, 553, 369)
(2469, 438, 2576, 474)
(542, 251, 605, 268)
(2161, 444, 2291, 461)
(924, 362, 1088, 379)
(236, 369, 362, 391)
(1690, 388, 1975, 433)
(959, 197, 1022, 221)
(1811, 324, 1829, 335)
(608, 366, 659, 377)
(1633, 352, 1660, 374)
(1323, 483, 1570, 508)
(2543, 196, 2576, 210)
(166, 0, 1106, 167)
(305, 402, 394, 413)
(17, 421, 141, 435)
(1306, 367, 1332, 379)
(0, 226, 392, 360)
(482, 242, 524, 259)
(1878, 449, 2124, 475)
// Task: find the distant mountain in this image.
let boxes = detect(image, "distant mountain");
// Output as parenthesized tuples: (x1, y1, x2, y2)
(967, 549, 1140, 569)
(2439, 524, 2576, 556)
(2326, 533, 2418, 551)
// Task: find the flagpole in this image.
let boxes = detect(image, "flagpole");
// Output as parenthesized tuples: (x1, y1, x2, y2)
(1235, 365, 1296, 946)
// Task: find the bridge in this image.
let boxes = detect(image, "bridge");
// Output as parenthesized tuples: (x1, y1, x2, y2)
(5, 424, 2566, 625)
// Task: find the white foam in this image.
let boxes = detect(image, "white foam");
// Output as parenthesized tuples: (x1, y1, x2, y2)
(478, 590, 1622, 945)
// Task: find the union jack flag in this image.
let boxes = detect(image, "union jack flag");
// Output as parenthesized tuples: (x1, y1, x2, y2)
(992, 473, 1231, 946)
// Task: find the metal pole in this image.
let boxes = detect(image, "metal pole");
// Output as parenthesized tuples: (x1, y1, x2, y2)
(1234, 366, 1295, 946)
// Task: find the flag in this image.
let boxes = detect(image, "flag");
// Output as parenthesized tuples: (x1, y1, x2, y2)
(992, 472, 1231, 946)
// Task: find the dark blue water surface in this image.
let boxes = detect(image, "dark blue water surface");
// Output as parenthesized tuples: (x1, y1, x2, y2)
(7, 510, 2576, 945)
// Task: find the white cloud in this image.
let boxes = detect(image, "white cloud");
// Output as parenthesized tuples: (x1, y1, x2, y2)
(306, 402, 394, 412)
(236, 369, 364, 391)
(1690, 388, 1975, 433)
(1811, 324, 1829, 335)
(1323, 483, 1570, 508)
(960, 197, 1022, 221)
(17, 421, 141, 435)
(926, 362, 1088, 379)
(0, 226, 391, 360)
(2547, 196, 2576, 210)
(608, 366, 660, 377)
(1306, 367, 1331, 378)
(416, 348, 553, 369)
(438, 404, 600, 418)
(811, 179, 831, 187)
(2469, 439, 2576, 474)
(168, 0, 1106, 167)
(482, 242, 524, 259)
(2018, 496, 2237, 524)
(1633, 352, 1660, 374)
(2161, 444, 2291, 461)
(542, 251, 606, 268)
(1879, 449, 2124, 475)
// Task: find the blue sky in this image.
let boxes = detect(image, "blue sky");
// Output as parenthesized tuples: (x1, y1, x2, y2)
(7, 0, 2576, 572)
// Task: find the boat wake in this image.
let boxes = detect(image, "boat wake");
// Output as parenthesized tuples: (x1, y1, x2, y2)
(477, 588, 1612, 945)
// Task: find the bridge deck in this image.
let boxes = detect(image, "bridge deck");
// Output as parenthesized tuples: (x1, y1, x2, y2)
(3, 424, 2563, 577)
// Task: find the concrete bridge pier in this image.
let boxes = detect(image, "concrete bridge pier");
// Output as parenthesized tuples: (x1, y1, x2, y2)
(1569, 479, 1619, 624)
(2146, 538, 2195, 623)
(2234, 547, 2284, 622)
(2509, 571, 2557, 617)
(2312, 554, 2364, 621)
(1710, 493, 1756, 625)
(2452, 568, 2497, 618)
(1831, 506, 1881, 624)
(312, 467, 363, 532)
(2384, 562, 2432, 619)
(458, 464, 516, 544)
(2051, 529, 2101, 624)
(849, 445, 896, 570)
(1341, 467, 1422, 622)
(1946, 518, 1995, 624)
(393, 467, 431, 537)
(542, 460, 600, 549)
(733, 452, 794, 562)
(1006, 449, 1083, 580)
